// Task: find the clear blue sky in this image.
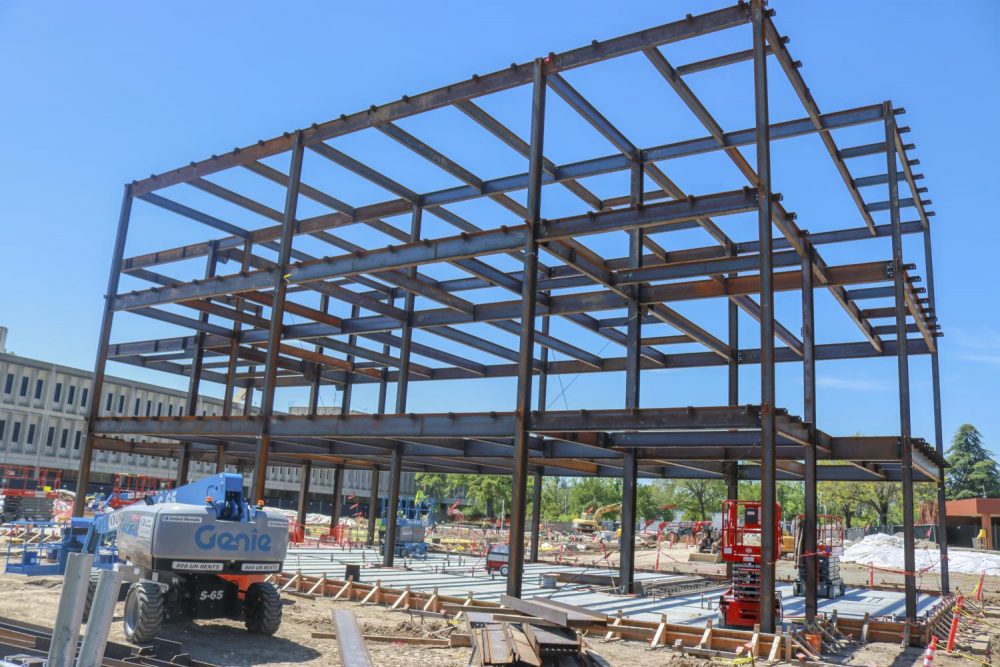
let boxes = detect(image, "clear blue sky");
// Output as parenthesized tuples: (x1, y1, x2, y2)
(1, 1, 997, 456)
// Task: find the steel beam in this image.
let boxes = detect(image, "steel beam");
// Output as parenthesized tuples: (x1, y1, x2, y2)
(74, 186, 133, 517)
(753, 0, 777, 634)
(508, 60, 545, 599)
(384, 205, 422, 567)
(250, 132, 304, 505)
(529, 468, 543, 563)
(130, 5, 750, 195)
(179, 243, 218, 485)
(620, 167, 643, 594)
(802, 241, 818, 622)
(887, 106, 917, 620)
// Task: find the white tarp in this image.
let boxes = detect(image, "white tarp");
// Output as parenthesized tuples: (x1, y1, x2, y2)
(842, 533, 1000, 575)
(263, 506, 355, 526)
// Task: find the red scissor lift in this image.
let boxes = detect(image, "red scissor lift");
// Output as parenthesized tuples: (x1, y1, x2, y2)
(792, 514, 846, 599)
(0, 466, 62, 497)
(718, 499, 783, 629)
(106, 474, 174, 509)
(1, 466, 63, 522)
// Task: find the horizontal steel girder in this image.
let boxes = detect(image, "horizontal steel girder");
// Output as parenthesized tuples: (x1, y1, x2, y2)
(119, 103, 887, 276)
(130, 5, 752, 195)
(114, 190, 758, 311)
(107, 337, 933, 390)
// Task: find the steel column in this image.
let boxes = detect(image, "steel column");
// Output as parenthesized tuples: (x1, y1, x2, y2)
(529, 468, 543, 562)
(74, 185, 133, 517)
(179, 241, 218, 485)
(221, 237, 255, 481)
(924, 223, 949, 592)
(507, 59, 545, 598)
(332, 304, 355, 536)
(250, 131, 305, 505)
(296, 459, 312, 531)
(341, 303, 361, 415)
(752, 0, 777, 633)
(383, 204, 421, 567)
(528, 307, 550, 564)
(367, 342, 391, 547)
(330, 464, 344, 532)
(308, 295, 330, 415)
(366, 468, 380, 546)
(887, 105, 917, 619)
(619, 161, 643, 594)
(726, 272, 740, 583)
(802, 241, 818, 622)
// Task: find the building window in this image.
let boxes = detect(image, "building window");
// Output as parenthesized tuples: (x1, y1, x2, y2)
(74, 432, 82, 450)
(80, 387, 88, 407)
(60, 429, 69, 448)
(3, 373, 12, 394)
(157, 402, 163, 417)
(145, 400, 151, 417)
(46, 427, 54, 447)
(54, 382, 62, 402)
(19, 376, 28, 397)
(134, 398, 141, 416)
(118, 395, 125, 413)
(11, 422, 21, 443)
(178, 406, 184, 416)
(26, 424, 35, 444)
(168, 404, 173, 416)
(67, 386, 75, 405)
(0, 419, 5, 439)
(34, 379, 44, 400)
(105, 392, 113, 411)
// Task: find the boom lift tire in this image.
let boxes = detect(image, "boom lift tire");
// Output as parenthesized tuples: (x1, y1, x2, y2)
(82, 571, 99, 622)
(123, 581, 165, 644)
(245, 582, 282, 635)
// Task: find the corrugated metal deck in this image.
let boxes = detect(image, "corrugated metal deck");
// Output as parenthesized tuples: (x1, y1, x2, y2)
(284, 547, 938, 625)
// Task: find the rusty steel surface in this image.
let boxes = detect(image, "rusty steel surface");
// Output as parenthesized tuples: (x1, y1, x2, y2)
(76, 1, 946, 622)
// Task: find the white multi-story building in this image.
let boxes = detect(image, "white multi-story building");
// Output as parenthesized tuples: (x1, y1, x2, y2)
(0, 327, 413, 506)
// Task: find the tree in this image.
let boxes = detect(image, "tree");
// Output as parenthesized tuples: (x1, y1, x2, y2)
(413, 473, 453, 501)
(541, 477, 573, 521)
(568, 478, 622, 520)
(637, 480, 676, 522)
(946, 424, 1000, 499)
(674, 480, 726, 520)
(858, 483, 899, 526)
(461, 475, 512, 518)
(818, 483, 859, 528)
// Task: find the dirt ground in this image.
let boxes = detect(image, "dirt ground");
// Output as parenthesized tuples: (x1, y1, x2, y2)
(0, 572, 697, 666)
(0, 571, 992, 666)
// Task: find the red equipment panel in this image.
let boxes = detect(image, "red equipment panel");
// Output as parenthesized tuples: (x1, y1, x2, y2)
(720, 499, 782, 563)
(107, 473, 174, 508)
(0, 466, 62, 497)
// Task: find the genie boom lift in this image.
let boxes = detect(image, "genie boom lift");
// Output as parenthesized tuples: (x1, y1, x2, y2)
(89, 472, 288, 643)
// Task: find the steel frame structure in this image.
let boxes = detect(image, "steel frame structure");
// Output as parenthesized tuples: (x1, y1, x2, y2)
(74, 1, 948, 631)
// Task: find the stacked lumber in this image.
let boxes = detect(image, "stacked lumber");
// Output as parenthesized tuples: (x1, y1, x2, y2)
(466, 603, 606, 667)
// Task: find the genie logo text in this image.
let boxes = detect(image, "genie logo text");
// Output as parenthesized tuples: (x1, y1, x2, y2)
(194, 525, 272, 553)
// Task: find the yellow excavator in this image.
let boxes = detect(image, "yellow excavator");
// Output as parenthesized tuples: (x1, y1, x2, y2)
(573, 503, 622, 533)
